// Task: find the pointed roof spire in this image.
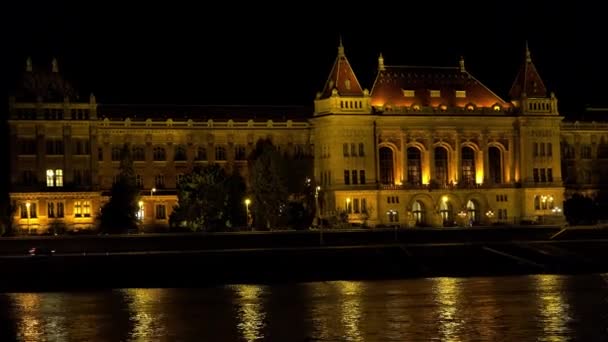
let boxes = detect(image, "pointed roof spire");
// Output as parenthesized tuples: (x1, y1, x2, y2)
(319, 38, 364, 99)
(459, 56, 465, 72)
(509, 42, 547, 99)
(378, 53, 385, 71)
(51, 57, 59, 73)
(26, 57, 32, 72)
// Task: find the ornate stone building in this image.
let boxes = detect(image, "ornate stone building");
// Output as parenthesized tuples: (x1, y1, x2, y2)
(9, 42, 598, 232)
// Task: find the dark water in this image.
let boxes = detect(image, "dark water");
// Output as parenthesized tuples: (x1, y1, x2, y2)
(1, 274, 608, 341)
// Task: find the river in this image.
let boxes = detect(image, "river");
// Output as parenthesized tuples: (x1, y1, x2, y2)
(1, 273, 607, 341)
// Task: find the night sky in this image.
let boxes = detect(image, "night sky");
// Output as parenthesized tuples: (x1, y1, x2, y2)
(2, 2, 604, 116)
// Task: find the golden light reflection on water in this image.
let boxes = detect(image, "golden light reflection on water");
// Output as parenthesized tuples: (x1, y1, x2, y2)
(335, 281, 364, 342)
(120, 288, 166, 342)
(533, 274, 570, 342)
(232, 284, 267, 342)
(9, 293, 68, 342)
(431, 277, 463, 342)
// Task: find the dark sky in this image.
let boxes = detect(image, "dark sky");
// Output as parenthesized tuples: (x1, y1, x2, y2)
(3, 1, 605, 116)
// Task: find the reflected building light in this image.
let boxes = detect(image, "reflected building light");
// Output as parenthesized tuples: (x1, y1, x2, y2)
(534, 274, 570, 339)
(335, 281, 363, 341)
(432, 277, 463, 342)
(120, 288, 166, 341)
(232, 284, 267, 342)
(9, 293, 69, 341)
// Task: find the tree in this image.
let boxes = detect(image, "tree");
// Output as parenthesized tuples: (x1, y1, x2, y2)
(564, 193, 595, 225)
(97, 144, 139, 233)
(249, 138, 289, 230)
(170, 164, 244, 231)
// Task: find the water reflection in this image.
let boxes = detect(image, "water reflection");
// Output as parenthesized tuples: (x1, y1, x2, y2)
(9, 293, 68, 342)
(231, 284, 267, 341)
(533, 274, 571, 342)
(120, 288, 167, 342)
(0, 274, 606, 341)
(432, 277, 463, 342)
(336, 281, 363, 341)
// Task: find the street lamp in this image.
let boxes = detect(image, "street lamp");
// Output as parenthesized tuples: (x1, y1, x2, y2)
(25, 201, 30, 234)
(244, 198, 251, 229)
(151, 187, 156, 197)
(485, 209, 494, 225)
(315, 186, 323, 245)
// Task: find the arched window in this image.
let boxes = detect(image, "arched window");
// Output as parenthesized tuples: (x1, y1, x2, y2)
(461, 146, 476, 186)
(534, 196, 541, 210)
(439, 199, 453, 227)
(412, 201, 426, 226)
(132, 146, 145, 161)
(197, 146, 207, 161)
(215, 146, 226, 161)
(111, 147, 121, 161)
(466, 199, 479, 224)
(174, 145, 187, 161)
(153, 147, 166, 161)
(407, 147, 422, 186)
(488, 146, 502, 184)
(434, 146, 448, 186)
(379, 147, 394, 184)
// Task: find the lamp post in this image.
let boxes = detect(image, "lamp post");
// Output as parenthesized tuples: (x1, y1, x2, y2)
(25, 201, 30, 235)
(485, 209, 495, 226)
(151, 187, 156, 197)
(244, 198, 251, 230)
(138, 200, 144, 232)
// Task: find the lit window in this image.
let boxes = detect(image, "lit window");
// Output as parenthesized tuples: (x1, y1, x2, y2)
(55, 169, 63, 187)
(466, 104, 475, 111)
(74, 201, 82, 217)
(402, 90, 415, 97)
(83, 201, 91, 217)
(46, 169, 55, 187)
(412, 105, 421, 111)
(456, 90, 466, 98)
(493, 104, 501, 111)
(156, 204, 167, 219)
(430, 90, 441, 98)
(439, 104, 447, 111)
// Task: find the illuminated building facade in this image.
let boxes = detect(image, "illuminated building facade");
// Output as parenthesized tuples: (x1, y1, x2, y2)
(9, 42, 596, 232)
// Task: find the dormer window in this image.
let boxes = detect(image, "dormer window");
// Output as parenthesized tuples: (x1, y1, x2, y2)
(492, 104, 502, 112)
(412, 104, 421, 111)
(466, 103, 475, 111)
(430, 90, 441, 98)
(344, 79, 351, 90)
(456, 90, 466, 98)
(402, 90, 415, 97)
(439, 104, 447, 111)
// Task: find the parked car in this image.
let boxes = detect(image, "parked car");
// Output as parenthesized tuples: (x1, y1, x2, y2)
(28, 247, 56, 256)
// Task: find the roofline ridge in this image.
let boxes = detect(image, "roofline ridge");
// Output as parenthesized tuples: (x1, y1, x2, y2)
(386, 65, 458, 70)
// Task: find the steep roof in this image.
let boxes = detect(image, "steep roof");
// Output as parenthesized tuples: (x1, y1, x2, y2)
(13, 57, 78, 102)
(509, 43, 547, 99)
(370, 58, 508, 108)
(319, 41, 364, 98)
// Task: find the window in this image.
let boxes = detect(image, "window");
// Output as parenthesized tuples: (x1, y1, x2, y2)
(359, 170, 366, 185)
(456, 90, 466, 98)
(235, 145, 246, 160)
(73, 169, 91, 186)
(547, 143, 553, 157)
(22, 170, 35, 185)
(20, 204, 28, 219)
(353, 199, 360, 213)
(358, 143, 364, 157)
(351, 170, 358, 185)
(46, 169, 63, 187)
(361, 198, 367, 214)
(351, 143, 356, 157)
(379, 147, 394, 184)
(46, 139, 64, 155)
(48, 202, 55, 218)
(111, 147, 122, 161)
(407, 147, 422, 186)
(98, 147, 104, 161)
(132, 146, 145, 161)
(215, 146, 226, 161)
(581, 145, 592, 159)
(155, 175, 165, 188)
(533, 168, 539, 183)
(153, 147, 166, 161)
(18, 138, 36, 155)
(547, 168, 553, 182)
(135, 174, 143, 188)
(83, 201, 91, 217)
(540, 143, 545, 157)
(73, 139, 90, 155)
(174, 145, 187, 161)
(540, 169, 547, 183)
(74, 201, 82, 217)
(57, 203, 64, 218)
(197, 146, 207, 161)
(343, 143, 349, 157)
(402, 90, 415, 97)
(344, 170, 350, 185)
(534, 196, 540, 210)
(430, 90, 441, 98)
(156, 204, 167, 219)
(533, 143, 538, 157)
